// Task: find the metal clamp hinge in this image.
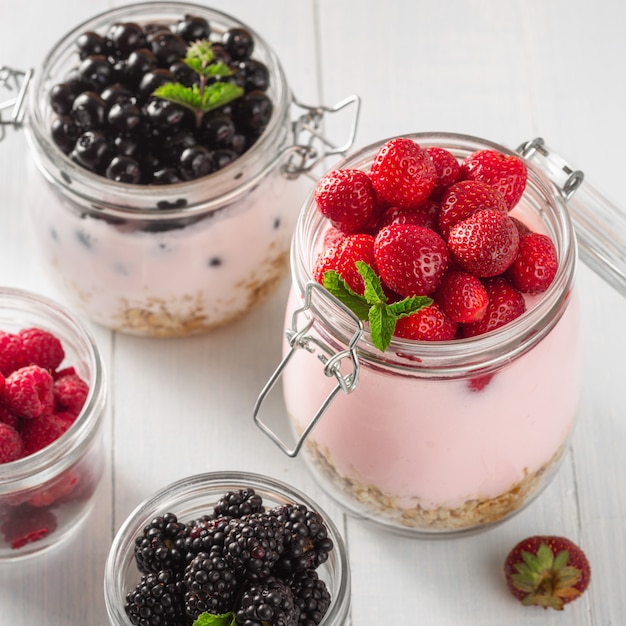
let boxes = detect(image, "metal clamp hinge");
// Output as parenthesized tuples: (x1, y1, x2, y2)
(253, 281, 363, 457)
(517, 137, 584, 201)
(0, 66, 33, 141)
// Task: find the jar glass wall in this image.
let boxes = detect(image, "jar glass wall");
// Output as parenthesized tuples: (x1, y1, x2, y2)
(23, 2, 311, 337)
(281, 132, 582, 536)
(0, 288, 106, 559)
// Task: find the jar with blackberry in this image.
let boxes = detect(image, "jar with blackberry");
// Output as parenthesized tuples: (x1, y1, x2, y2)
(10, 2, 359, 337)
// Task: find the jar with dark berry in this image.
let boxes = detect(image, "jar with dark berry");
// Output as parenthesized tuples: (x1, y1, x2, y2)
(254, 131, 626, 537)
(16, 2, 359, 337)
(104, 471, 351, 625)
(0, 287, 106, 559)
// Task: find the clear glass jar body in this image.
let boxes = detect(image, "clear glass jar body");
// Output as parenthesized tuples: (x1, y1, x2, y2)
(0, 288, 106, 559)
(104, 471, 351, 625)
(282, 132, 582, 537)
(24, 2, 311, 337)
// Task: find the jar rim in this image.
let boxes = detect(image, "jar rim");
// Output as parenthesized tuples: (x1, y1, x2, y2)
(24, 1, 292, 218)
(291, 131, 578, 377)
(0, 287, 106, 491)
(104, 470, 351, 625)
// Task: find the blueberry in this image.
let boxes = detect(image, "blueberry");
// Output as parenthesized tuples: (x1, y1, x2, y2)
(233, 91, 273, 134)
(150, 31, 188, 66)
(222, 27, 254, 60)
(106, 155, 141, 183)
(199, 115, 235, 148)
(152, 167, 182, 185)
(237, 59, 270, 93)
(106, 22, 147, 57)
(179, 145, 215, 180)
(51, 116, 80, 153)
(49, 82, 79, 116)
(76, 30, 107, 59)
(138, 69, 175, 99)
(71, 130, 111, 172)
(78, 55, 114, 89)
(125, 48, 158, 85)
(71, 91, 106, 129)
(176, 14, 210, 42)
(107, 101, 142, 132)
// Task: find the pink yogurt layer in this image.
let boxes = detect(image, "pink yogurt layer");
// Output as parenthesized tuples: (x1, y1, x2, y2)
(283, 287, 582, 511)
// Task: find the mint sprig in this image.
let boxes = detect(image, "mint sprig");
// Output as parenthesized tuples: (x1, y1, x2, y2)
(153, 38, 244, 126)
(322, 261, 432, 351)
(193, 611, 236, 626)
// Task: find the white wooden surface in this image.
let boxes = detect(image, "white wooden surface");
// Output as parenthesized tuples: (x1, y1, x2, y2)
(1, 1, 626, 624)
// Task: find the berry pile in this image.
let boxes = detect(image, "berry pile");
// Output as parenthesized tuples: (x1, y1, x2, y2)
(124, 488, 333, 626)
(313, 138, 559, 346)
(0, 327, 89, 464)
(49, 14, 273, 184)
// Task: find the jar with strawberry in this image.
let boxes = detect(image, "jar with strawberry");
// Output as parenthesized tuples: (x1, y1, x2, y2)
(254, 131, 626, 536)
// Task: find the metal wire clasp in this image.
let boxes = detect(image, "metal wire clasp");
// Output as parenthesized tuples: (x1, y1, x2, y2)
(253, 281, 363, 457)
(0, 66, 33, 141)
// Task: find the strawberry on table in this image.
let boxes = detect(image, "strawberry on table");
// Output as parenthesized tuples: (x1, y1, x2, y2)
(504, 535, 591, 610)
(507, 232, 559, 294)
(460, 148, 527, 210)
(374, 224, 449, 296)
(369, 138, 437, 209)
(314, 168, 377, 234)
(461, 276, 526, 337)
(447, 209, 520, 277)
(434, 270, 489, 323)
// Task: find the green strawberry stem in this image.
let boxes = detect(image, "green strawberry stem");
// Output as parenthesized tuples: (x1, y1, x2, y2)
(322, 261, 431, 352)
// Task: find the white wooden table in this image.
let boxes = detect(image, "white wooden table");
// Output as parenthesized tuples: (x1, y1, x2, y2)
(1, 1, 625, 624)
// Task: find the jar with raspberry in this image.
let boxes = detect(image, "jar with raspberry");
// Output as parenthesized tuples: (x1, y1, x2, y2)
(5, 2, 358, 337)
(254, 132, 626, 536)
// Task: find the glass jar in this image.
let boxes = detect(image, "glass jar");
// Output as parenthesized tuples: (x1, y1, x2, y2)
(104, 471, 351, 625)
(0, 287, 106, 559)
(16, 2, 358, 337)
(254, 131, 626, 537)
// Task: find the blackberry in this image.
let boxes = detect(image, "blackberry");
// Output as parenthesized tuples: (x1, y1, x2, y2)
(224, 512, 285, 581)
(288, 569, 331, 626)
(235, 577, 300, 626)
(124, 569, 190, 626)
(214, 488, 264, 519)
(183, 547, 238, 618)
(269, 504, 334, 575)
(178, 514, 231, 561)
(134, 512, 188, 575)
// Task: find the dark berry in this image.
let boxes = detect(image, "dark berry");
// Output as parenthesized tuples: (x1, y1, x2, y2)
(124, 569, 189, 626)
(76, 30, 107, 59)
(270, 504, 333, 575)
(233, 90, 273, 134)
(152, 167, 182, 185)
(289, 569, 331, 626)
(78, 55, 114, 90)
(199, 114, 235, 148)
(138, 68, 175, 99)
(169, 60, 199, 87)
(100, 83, 135, 111)
(49, 82, 79, 116)
(214, 489, 264, 519)
(145, 98, 189, 130)
(237, 59, 270, 93)
(222, 27, 255, 61)
(150, 31, 188, 66)
(107, 101, 141, 132)
(235, 577, 300, 626)
(112, 134, 142, 160)
(51, 116, 80, 154)
(71, 91, 106, 130)
(213, 149, 239, 171)
(176, 14, 210, 42)
(106, 155, 141, 184)
(125, 47, 158, 85)
(71, 130, 111, 172)
(179, 146, 215, 180)
(183, 548, 238, 618)
(134, 512, 188, 575)
(106, 21, 147, 57)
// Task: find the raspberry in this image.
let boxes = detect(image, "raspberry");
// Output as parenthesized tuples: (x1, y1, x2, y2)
(314, 168, 377, 234)
(18, 327, 65, 371)
(0, 423, 24, 463)
(1, 504, 58, 550)
(4, 365, 55, 419)
(374, 224, 449, 296)
(0, 331, 25, 376)
(369, 138, 437, 209)
(53, 372, 89, 417)
(20, 413, 69, 455)
(28, 470, 81, 507)
(0, 404, 20, 429)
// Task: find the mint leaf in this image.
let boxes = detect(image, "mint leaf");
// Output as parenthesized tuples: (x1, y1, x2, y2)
(193, 611, 236, 626)
(200, 82, 244, 112)
(186, 39, 215, 64)
(322, 271, 372, 320)
(321, 263, 433, 352)
(153, 83, 202, 112)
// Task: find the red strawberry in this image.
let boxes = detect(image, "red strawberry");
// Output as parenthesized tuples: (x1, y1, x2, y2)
(507, 232, 558, 294)
(439, 180, 508, 239)
(374, 224, 449, 296)
(313, 233, 376, 295)
(434, 270, 489, 323)
(314, 168, 377, 234)
(369, 138, 437, 209)
(322, 226, 347, 250)
(424, 145, 461, 199)
(504, 535, 591, 610)
(379, 200, 440, 232)
(394, 303, 457, 341)
(462, 276, 526, 337)
(4, 365, 55, 419)
(447, 209, 520, 277)
(460, 149, 527, 210)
